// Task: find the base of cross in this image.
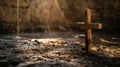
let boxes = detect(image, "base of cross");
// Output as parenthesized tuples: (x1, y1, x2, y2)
(75, 9, 102, 54)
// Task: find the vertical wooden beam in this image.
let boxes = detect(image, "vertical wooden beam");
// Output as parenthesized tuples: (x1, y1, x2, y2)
(85, 9, 92, 54)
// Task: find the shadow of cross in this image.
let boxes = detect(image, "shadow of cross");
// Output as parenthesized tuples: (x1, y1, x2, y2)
(75, 9, 102, 54)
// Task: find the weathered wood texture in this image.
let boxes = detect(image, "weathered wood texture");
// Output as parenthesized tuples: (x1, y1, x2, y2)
(76, 9, 102, 54)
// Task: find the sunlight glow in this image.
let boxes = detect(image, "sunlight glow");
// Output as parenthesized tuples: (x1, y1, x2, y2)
(31, 38, 63, 43)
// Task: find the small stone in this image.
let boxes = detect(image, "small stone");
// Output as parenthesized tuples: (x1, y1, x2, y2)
(34, 40, 41, 44)
(64, 44, 68, 46)
(91, 47, 98, 51)
(74, 34, 85, 39)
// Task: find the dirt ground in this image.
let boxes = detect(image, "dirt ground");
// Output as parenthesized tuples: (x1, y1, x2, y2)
(0, 31, 120, 67)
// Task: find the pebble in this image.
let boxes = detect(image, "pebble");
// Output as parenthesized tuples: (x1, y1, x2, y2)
(74, 34, 85, 39)
(112, 37, 120, 41)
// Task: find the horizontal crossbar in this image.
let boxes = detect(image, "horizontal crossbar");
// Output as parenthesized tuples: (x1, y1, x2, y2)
(74, 22, 102, 29)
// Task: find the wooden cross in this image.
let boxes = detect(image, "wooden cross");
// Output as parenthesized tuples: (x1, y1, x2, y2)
(75, 9, 102, 54)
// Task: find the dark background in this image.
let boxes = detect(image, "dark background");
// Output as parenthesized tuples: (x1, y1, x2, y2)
(0, 0, 120, 34)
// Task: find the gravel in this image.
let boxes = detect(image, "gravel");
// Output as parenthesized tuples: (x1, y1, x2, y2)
(0, 32, 120, 67)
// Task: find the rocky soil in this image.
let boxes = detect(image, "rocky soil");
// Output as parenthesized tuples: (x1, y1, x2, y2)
(0, 32, 120, 67)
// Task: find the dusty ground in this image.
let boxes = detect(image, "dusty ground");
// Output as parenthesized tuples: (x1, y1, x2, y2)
(0, 31, 120, 67)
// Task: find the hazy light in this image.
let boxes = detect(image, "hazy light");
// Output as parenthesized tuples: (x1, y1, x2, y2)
(31, 38, 63, 43)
